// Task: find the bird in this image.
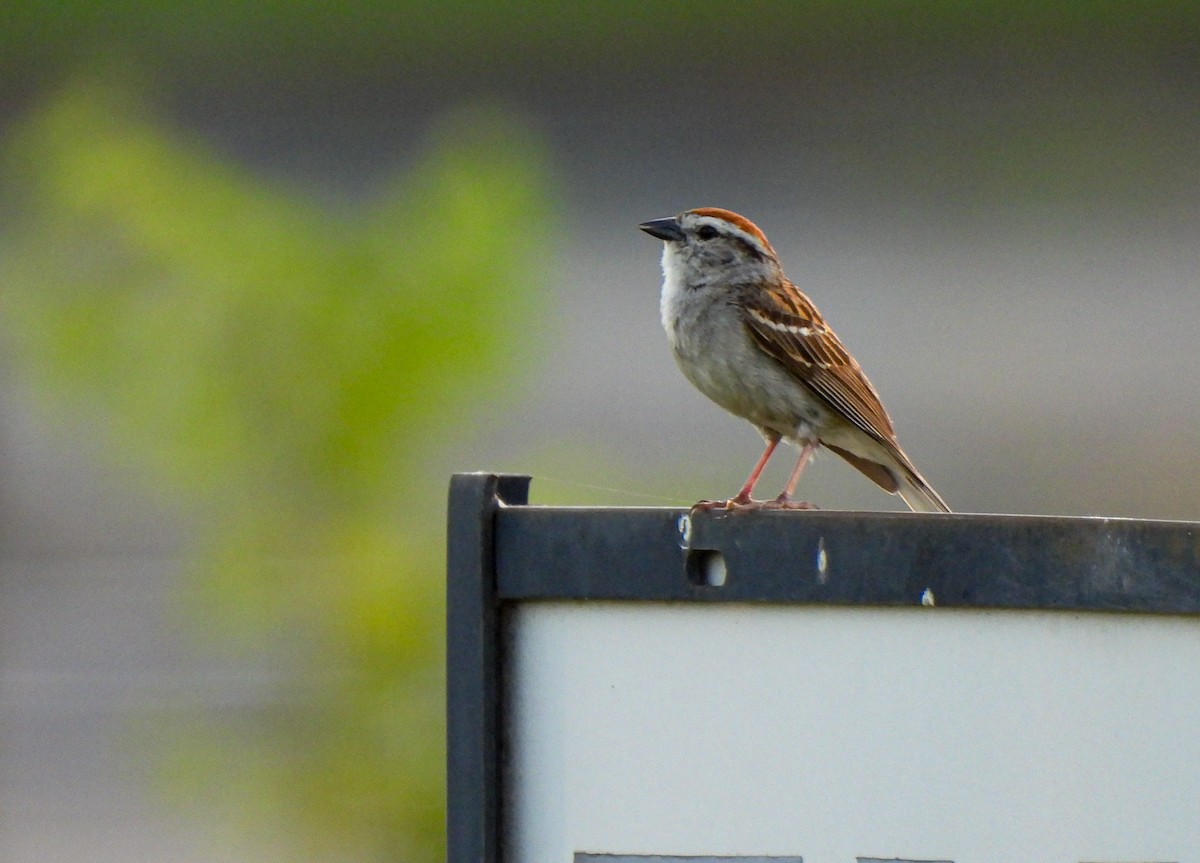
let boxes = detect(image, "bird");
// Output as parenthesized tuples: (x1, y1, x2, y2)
(639, 207, 950, 513)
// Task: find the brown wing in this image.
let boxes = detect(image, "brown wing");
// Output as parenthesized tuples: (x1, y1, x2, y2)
(742, 279, 899, 447)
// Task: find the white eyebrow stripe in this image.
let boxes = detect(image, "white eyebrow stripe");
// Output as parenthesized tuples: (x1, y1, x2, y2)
(695, 217, 770, 255)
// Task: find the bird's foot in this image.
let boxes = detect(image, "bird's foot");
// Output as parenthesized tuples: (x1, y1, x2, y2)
(689, 498, 739, 514)
(689, 492, 761, 514)
(690, 494, 817, 515)
(758, 495, 819, 511)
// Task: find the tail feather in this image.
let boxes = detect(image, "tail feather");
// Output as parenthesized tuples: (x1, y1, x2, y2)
(896, 466, 952, 513)
(824, 440, 952, 513)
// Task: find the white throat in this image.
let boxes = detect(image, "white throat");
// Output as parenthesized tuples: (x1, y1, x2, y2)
(658, 246, 689, 345)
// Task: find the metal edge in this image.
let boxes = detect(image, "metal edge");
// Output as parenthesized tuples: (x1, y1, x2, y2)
(494, 505, 1200, 614)
(446, 473, 531, 863)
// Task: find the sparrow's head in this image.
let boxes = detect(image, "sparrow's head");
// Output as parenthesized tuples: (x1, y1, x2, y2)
(639, 207, 782, 287)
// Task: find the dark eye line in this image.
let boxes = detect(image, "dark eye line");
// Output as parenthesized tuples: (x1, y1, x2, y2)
(738, 238, 765, 261)
(694, 225, 765, 260)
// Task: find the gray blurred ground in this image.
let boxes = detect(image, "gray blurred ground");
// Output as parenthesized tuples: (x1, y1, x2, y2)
(3, 19, 1200, 859)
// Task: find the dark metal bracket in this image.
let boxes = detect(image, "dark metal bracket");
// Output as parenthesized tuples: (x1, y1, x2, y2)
(446, 472, 1200, 863)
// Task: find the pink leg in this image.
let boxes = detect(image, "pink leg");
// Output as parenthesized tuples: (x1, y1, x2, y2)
(774, 441, 818, 506)
(691, 435, 782, 512)
(731, 435, 781, 504)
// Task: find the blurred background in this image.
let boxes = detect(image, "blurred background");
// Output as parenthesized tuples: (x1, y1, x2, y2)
(1, 2, 1198, 860)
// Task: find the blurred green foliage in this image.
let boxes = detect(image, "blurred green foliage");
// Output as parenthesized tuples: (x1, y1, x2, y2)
(0, 77, 553, 861)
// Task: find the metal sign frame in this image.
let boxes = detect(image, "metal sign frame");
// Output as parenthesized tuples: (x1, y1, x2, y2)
(446, 472, 1200, 863)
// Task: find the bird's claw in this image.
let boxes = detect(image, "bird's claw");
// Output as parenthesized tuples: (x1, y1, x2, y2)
(689, 498, 738, 514)
(689, 496, 819, 516)
(761, 496, 819, 511)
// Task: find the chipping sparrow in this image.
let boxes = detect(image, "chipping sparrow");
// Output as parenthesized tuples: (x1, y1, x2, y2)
(640, 207, 950, 513)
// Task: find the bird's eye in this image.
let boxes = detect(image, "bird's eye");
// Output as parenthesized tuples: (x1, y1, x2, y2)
(696, 225, 719, 241)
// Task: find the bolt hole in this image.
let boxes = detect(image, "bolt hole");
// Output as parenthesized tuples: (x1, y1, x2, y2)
(686, 549, 727, 587)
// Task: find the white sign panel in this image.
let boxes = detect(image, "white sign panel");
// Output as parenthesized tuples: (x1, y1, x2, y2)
(504, 603, 1199, 863)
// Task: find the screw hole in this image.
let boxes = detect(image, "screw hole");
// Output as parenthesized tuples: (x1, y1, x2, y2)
(686, 549, 727, 587)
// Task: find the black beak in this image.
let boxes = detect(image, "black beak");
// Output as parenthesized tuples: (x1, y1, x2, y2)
(638, 217, 685, 242)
